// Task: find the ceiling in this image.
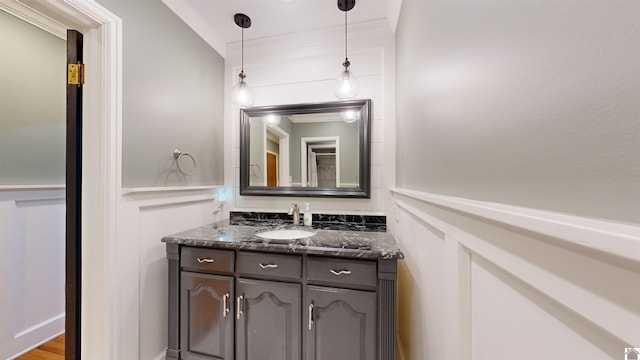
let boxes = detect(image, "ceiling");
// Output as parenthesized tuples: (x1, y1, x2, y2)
(162, 0, 403, 57)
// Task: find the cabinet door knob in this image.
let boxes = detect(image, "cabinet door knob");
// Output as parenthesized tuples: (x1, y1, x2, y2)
(197, 258, 214, 264)
(308, 303, 314, 330)
(222, 293, 230, 318)
(330, 269, 352, 276)
(258, 263, 278, 269)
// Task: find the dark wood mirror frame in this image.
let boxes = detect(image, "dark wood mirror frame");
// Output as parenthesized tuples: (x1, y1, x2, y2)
(240, 99, 371, 198)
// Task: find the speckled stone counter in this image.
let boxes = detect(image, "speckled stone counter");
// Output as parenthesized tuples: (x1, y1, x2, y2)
(162, 219, 403, 260)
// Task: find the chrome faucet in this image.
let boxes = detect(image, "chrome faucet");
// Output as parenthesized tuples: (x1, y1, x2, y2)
(288, 204, 300, 226)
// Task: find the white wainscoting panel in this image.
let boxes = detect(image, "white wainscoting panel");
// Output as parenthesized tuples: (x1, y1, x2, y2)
(471, 253, 618, 359)
(391, 189, 640, 360)
(0, 188, 65, 360)
(115, 188, 224, 359)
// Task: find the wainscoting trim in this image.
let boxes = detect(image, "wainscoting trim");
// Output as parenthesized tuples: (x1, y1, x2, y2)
(391, 188, 639, 262)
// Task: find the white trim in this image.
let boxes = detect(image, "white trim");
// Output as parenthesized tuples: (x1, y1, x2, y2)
(121, 185, 222, 195)
(0, 185, 65, 190)
(0, 0, 67, 39)
(161, 0, 226, 57)
(458, 245, 472, 360)
(25, 1, 123, 359)
(14, 313, 65, 338)
(127, 191, 216, 209)
(152, 349, 167, 360)
(266, 125, 290, 187)
(8, 329, 65, 360)
(394, 196, 639, 348)
(391, 188, 640, 262)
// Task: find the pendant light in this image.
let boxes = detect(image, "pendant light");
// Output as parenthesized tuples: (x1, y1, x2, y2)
(231, 13, 254, 107)
(333, 0, 359, 99)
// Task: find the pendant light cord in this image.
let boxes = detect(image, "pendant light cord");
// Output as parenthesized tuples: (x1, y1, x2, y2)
(241, 27, 245, 72)
(344, 10, 348, 60)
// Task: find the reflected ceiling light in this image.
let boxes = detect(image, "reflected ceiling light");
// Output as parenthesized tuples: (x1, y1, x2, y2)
(231, 13, 254, 108)
(341, 110, 358, 123)
(264, 114, 281, 126)
(333, 0, 359, 100)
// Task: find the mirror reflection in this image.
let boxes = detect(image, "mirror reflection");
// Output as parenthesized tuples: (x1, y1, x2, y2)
(240, 99, 371, 198)
(249, 112, 359, 188)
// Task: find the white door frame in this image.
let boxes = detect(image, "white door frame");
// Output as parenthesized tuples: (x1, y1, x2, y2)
(4, 1, 123, 359)
(300, 136, 340, 187)
(266, 126, 290, 186)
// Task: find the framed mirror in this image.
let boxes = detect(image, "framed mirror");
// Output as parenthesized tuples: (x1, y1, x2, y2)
(240, 99, 371, 198)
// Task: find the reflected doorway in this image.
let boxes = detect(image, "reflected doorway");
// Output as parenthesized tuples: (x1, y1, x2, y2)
(300, 136, 340, 187)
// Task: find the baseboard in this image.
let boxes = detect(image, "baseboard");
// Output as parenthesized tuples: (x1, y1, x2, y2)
(152, 349, 166, 360)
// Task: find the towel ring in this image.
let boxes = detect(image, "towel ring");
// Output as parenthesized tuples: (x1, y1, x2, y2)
(173, 149, 197, 176)
(250, 163, 261, 177)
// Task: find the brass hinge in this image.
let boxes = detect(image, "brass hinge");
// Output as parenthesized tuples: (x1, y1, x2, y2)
(68, 62, 85, 86)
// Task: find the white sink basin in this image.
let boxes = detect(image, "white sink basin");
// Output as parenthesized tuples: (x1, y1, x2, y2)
(256, 229, 315, 240)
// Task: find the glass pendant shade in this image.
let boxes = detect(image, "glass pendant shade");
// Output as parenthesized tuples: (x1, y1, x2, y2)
(232, 13, 254, 108)
(333, 67, 359, 99)
(231, 75, 254, 108)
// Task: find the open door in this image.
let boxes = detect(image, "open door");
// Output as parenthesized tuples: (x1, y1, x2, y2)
(66, 29, 83, 360)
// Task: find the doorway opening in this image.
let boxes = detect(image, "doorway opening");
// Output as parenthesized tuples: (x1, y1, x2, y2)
(300, 136, 340, 187)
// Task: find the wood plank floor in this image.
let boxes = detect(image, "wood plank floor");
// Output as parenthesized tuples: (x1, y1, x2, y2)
(16, 334, 64, 360)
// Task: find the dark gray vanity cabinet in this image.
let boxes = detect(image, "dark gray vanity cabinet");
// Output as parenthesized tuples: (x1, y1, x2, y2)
(179, 247, 236, 360)
(235, 252, 303, 360)
(180, 272, 234, 360)
(305, 256, 378, 360)
(236, 279, 301, 360)
(166, 244, 398, 360)
(306, 286, 376, 360)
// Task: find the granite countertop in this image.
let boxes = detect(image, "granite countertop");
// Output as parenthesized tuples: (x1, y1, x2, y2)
(162, 219, 404, 260)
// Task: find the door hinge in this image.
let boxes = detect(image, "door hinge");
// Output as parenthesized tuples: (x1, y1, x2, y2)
(68, 62, 85, 86)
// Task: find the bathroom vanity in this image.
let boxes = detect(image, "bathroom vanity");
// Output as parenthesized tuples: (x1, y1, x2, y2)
(162, 213, 403, 360)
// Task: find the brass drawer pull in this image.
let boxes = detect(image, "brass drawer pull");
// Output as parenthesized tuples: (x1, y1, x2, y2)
(197, 258, 214, 264)
(258, 263, 278, 269)
(330, 269, 352, 276)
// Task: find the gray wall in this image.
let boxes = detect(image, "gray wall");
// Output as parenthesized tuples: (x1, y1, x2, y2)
(290, 121, 359, 185)
(396, 0, 640, 223)
(267, 139, 279, 154)
(0, 11, 65, 185)
(98, 0, 225, 187)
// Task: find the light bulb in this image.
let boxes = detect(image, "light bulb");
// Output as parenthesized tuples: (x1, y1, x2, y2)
(264, 114, 281, 126)
(231, 75, 254, 107)
(333, 69, 359, 99)
(342, 110, 358, 123)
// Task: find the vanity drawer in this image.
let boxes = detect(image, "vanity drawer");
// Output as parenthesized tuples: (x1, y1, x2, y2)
(181, 247, 234, 273)
(307, 256, 377, 289)
(237, 251, 302, 280)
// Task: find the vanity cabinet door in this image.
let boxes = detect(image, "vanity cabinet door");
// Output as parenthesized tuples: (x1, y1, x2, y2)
(181, 272, 234, 360)
(305, 285, 376, 360)
(236, 278, 302, 360)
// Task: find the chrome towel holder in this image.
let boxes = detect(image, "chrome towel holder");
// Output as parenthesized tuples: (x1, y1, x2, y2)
(173, 149, 197, 176)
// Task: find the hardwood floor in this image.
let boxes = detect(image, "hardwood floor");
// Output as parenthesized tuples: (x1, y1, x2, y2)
(16, 334, 64, 360)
